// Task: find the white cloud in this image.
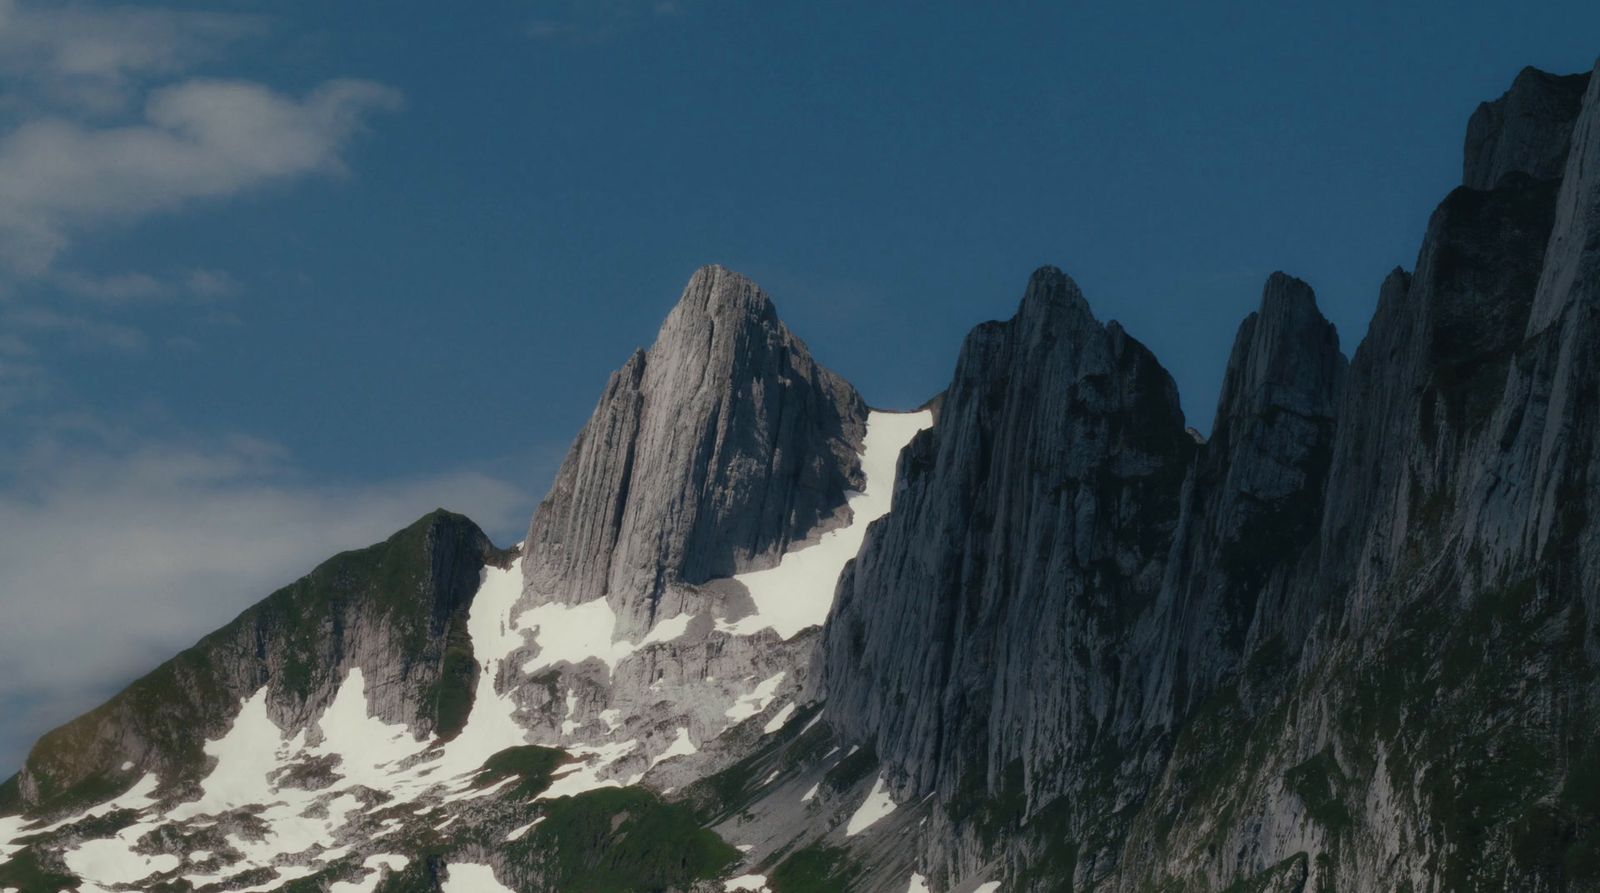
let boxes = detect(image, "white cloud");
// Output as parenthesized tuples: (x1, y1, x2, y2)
(0, 428, 529, 773)
(49, 266, 239, 305)
(526, 0, 699, 43)
(0, 3, 434, 774)
(0, 0, 264, 113)
(3, 305, 151, 352)
(0, 78, 403, 274)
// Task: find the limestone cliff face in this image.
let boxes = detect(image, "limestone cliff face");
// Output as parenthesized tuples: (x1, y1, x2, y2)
(522, 264, 868, 638)
(1116, 63, 1600, 893)
(486, 265, 872, 795)
(1138, 272, 1345, 722)
(812, 61, 1600, 893)
(819, 266, 1200, 881)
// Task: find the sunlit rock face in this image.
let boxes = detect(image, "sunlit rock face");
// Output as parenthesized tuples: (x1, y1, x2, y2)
(521, 263, 869, 639)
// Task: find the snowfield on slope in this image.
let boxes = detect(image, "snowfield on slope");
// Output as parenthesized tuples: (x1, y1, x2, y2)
(7, 559, 537, 892)
(0, 411, 935, 892)
(718, 409, 933, 639)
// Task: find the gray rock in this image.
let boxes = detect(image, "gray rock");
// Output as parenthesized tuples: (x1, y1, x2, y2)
(819, 265, 1198, 885)
(1463, 65, 1590, 190)
(1139, 271, 1345, 723)
(522, 264, 868, 639)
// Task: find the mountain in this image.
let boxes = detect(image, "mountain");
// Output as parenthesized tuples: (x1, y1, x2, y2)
(2, 60, 1598, 893)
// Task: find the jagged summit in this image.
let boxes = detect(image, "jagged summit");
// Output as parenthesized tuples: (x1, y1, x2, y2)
(522, 264, 869, 637)
(821, 264, 1194, 803)
(1015, 263, 1094, 330)
(1464, 64, 1592, 190)
(1210, 271, 1345, 432)
(671, 263, 772, 317)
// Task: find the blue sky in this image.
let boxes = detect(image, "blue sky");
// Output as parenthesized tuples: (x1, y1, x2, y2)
(0, 0, 1597, 771)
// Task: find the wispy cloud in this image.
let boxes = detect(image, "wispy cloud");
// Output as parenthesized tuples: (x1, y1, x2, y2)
(0, 1, 402, 399)
(0, 0, 265, 114)
(0, 77, 402, 275)
(4, 305, 150, 352)
(47, 267, 239, 305)
(526, 0, 697, 44)
(0, 423, 528, 773)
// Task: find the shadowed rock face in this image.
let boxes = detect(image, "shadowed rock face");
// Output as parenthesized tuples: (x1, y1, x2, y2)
(522, 264, 868, 638)
(819, 267, 1198, 864)
(816, 265, 1348, 885)
(810, 61, 1600, 893)
(1140, 272, 1345, 719)
(1464, 66, 1591, 191)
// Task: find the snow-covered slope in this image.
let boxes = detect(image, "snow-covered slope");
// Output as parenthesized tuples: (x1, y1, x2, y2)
(0, 287, 932, 893)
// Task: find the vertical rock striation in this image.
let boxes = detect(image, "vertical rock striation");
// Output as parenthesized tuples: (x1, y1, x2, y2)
(820, 266, 1199, 882)
(1463, 66, 1591, 191)
(522, 264, 868, 638)
(820, 61, 1600, 893)
(1139, 272, 1345, 721)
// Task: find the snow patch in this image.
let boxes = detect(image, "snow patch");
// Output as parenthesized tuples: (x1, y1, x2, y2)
(309, 667, 430, 788)
(907, 872, 931, 893)
(845, 775, 897, 836)
(520, 602, 700, 675)
(974, 883, 1002, 893)
(639, 611, 694, 647)
(329, 854, 410, 893)
(717, 410, 932, 639)
(725, 875, 770, 892)
(762, 702, 797, 734)
(442, 862, 516, 893)
(537, 740, 639, 799)
(519, 597, 635, 672)
(801, 782, 819, 803)
(725, 672, 787, 723)
(506, 816, 545, 841)
(562, 689, 581, 736)
(649, 727, 698, 768)
(437, 559, 535, 775)
(799, 708, 824, 735)
(63, 839, 179, 886)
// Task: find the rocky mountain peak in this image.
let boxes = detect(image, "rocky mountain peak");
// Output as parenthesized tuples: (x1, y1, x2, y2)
(655, 264, 779, 353)
(1144, 273, 1345, 714)
(1211, 271, 1345, 432)
(1014, 264, 1095, 335)
(1463, 64, 1591, 190)
(522, 265, 868, 637)
(821, 266, 1194, 819)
